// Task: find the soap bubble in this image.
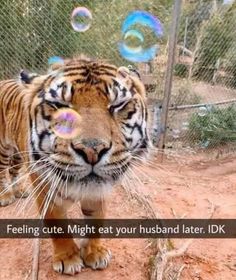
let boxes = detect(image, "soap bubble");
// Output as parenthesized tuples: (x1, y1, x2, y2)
(51, 109, 81, 139)
(182, 122, 189, 131)
(71, 7, 92, 32)
(119, 10, 163, 62)
(123, 29, 144, 53)
(201, 140, 210, 148)
(48, 56, 64, 66)
(198, 107, 208, 117)
(172, 129, 180, 139)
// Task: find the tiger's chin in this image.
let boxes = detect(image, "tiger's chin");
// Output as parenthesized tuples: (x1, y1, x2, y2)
(55, 178, 117, 203)
(38, 166, 123, 203)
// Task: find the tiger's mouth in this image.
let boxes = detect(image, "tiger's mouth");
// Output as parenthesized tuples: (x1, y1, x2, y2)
(37, 161, 128, 185)
(50, 166, 106, 184)
(54, 167, 107, 184)
(78, 172, 106, 184)
(32, 151, 130, 185)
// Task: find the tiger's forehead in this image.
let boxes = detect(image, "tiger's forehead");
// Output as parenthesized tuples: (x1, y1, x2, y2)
(44, 61, 118, 93)
(72, 86, 109, 109)
(40, 62, 124, 106)
(60, 61, 117, 79)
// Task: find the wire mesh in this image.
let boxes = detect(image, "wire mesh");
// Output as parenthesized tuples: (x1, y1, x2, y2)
(165, 0, 236, 151)
(0, 1, 236, 152)
(0, 0, 170, 77)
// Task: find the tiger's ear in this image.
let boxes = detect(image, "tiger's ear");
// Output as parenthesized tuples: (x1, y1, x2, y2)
(117, 66, 145, 99)
(117, 66, 141, 81)
(20, 70, 39, 84)
(116, 66, 132, 88)
(49, 61, 64, 71)
(128, 65, 141, 80)
(117, 66, 130, 79)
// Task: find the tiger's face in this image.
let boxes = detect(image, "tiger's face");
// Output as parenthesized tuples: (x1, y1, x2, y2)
(28, 57, 150, 200)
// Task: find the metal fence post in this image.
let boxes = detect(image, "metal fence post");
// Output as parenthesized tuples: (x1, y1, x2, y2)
(158, 0, 182, 150)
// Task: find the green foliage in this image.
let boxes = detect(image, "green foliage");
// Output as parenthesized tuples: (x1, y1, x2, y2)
(174, 63, 189, 78)
(178, 1, 213, 50)
(192, 14, 234, 81)
(188, 105, 236, 147)
(178, 1, 236, 86)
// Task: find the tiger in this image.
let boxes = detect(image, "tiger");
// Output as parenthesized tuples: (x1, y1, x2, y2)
(0, 56, 150, 275)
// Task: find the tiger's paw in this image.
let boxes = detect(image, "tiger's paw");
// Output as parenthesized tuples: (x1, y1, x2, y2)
(53, 248, 84, 275)
(81, 244, 112, 270)
(0, 192, 16, 207)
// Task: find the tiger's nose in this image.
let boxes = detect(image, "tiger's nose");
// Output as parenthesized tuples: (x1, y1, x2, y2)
(72, 139, 111, 165)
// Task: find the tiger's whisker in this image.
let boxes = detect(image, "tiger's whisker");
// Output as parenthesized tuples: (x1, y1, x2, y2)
(16, 164, 55, 216)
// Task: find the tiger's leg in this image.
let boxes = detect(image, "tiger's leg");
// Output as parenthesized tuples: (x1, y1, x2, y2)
(0, 150, 15, 206)
(80, 199, 112, 269)
(9, 154, 29, 199)
(31, 173, 84, 275)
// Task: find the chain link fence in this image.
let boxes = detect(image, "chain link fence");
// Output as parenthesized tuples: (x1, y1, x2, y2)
(164, 0, 236, 152)
(0, 0, 236, 152)
(0, 0, 171, 77)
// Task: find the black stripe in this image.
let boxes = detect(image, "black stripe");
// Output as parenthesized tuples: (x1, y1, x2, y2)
(106, 157, 129, 167)
(111, 101, 127, 112)
(96, 86, 108, 97)
(122, 87, 127, 97)
(127, 107, 137, 119)
(124, 135, 133, 143)
(62, 66, 88, 73)
(5, 86, 21, 112)
(112, 149, 128, 157)
(98, 65, 117, 71)
(38, 130, 51, 151)
(92, 71, 116, 77)
(122, 122, 133, 130)
(133, 122, 143, 138)
(38, 90, 45, 98)
(41, 105, 52, 122)
(63, 71, 89, 77)
(44, 100, 69, 109)
(0, 152, 9, 159)
(75, 79, 86, 84)
(43, 75, 55, 86)
(29, 114, 33, 129)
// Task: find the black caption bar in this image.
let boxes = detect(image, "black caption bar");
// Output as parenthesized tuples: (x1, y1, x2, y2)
(0, 219, 235, 239)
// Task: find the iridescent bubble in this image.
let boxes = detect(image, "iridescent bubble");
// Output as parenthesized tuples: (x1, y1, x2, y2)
(198, 107, 208, 117)
(182, 122, 189, 131)
(51, 109, 81, 139)
(123, 29, 144, 53)
(71, 7, 92, 32)
(172, 129, 180, 139)
(48, 56, 64, 66)
(201, 140, 210, 148)
(119, 11, 163, 62)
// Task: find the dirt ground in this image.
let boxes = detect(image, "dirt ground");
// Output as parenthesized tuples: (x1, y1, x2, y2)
(0, 151, 236, 280)
(192, 81, 236, 103)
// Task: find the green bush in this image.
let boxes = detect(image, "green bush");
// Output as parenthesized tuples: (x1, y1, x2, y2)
(174, 63, 189, 78)
(188, 105, 236, 147)
(192, 3, 236, 82)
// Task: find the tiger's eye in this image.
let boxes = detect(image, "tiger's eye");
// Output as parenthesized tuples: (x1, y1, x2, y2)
(51, 108, 81, 139)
